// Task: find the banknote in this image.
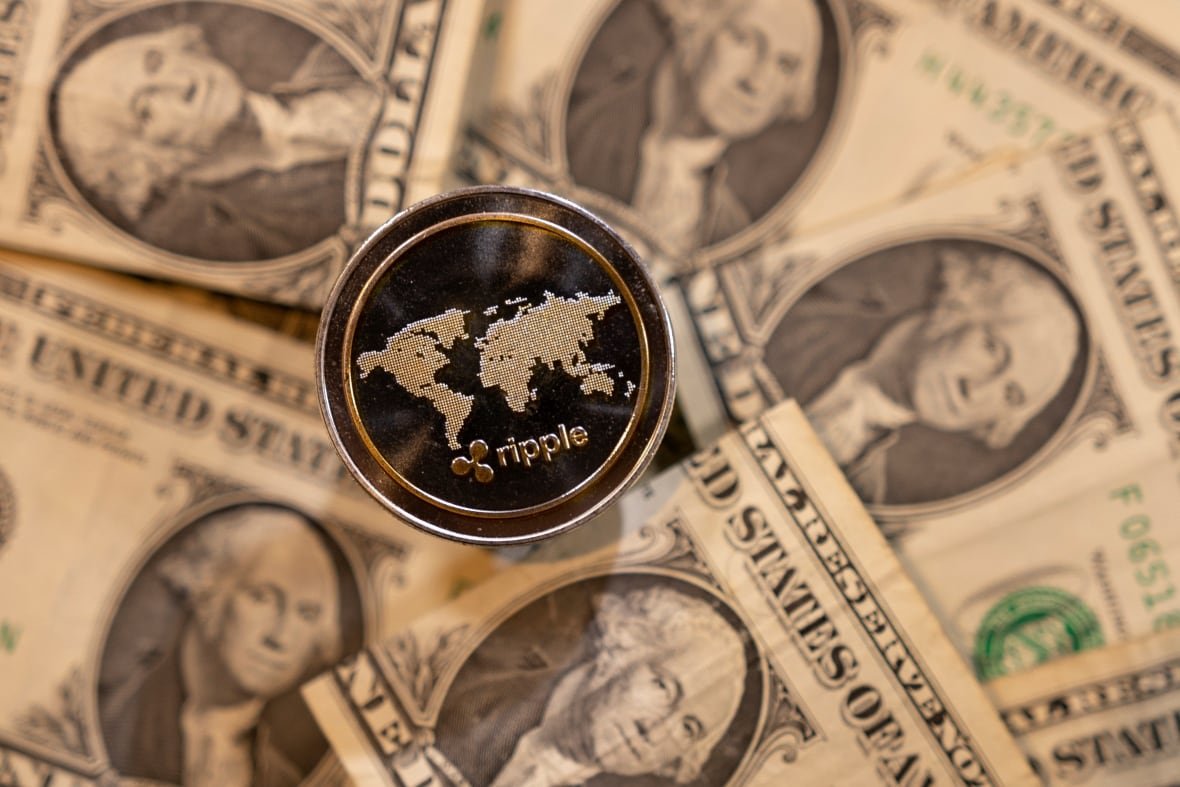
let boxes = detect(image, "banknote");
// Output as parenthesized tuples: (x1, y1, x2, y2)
(0, 252, 511, 786)
(673, 107, 1180, 677)
(914, 458, 1180, 682)
(457, 0, 1180, 280)
(140, 280, 322, 343)
(303, 399, 1037, 786)
(0, 0, 487, 307)
(989, 628, 1180, 785)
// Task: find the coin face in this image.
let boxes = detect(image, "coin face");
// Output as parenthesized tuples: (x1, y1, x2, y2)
(318, 187, 675, 545)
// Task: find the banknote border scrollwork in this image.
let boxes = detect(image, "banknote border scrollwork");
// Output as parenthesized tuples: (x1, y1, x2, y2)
(0, 0, 36, 180)
(616, 512, 720, 581)
(302, 0, 389, 60)
(55, 0, 108, 50)
(380, 623, 472, 714)
(15, 669, 97, 761)
(1059, 350, 1135, 453)
(24, 146, 71, 226)
(847, 0, 895, 39)
(999, 652, 1180, 736)
(0, 728, 113, 785)
(720, 245, 822, 330)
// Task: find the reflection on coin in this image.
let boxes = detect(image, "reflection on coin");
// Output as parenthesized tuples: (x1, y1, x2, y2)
(318, 187, 675, 545)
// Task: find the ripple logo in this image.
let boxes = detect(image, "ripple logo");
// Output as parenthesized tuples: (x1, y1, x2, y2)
(451, 440, 494, 483)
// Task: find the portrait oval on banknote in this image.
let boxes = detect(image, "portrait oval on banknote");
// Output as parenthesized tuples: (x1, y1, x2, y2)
(95, 500, 365, 785)
(431, 572, 764, 786)
(565, 0, 842, 251)
(763, 236, 1090, 509)
(48, 2, 378, 263)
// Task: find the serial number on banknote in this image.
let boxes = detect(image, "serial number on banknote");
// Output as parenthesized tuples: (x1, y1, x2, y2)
(917, 50, 1070, 147)
(0, 620, 18, 654)
(1112, 483, 1180, 632)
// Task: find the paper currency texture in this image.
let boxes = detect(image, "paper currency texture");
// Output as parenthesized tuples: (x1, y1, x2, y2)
(458, 0, 1180, 279)
(0, 253, 503, 786)
(303, 400, 1037, 786)
(991, 628, 1180, 785)
(675, 109, 1180, 679)
(0, 0, 486, 306)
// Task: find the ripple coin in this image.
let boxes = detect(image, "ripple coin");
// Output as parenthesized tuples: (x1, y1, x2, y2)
(317, 187, 675, 545)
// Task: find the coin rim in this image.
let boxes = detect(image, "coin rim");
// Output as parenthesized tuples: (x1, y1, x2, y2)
(317, 186, 675, 546)
(340, 211, 652, 518)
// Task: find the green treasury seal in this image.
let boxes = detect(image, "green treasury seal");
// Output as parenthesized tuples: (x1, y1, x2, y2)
(974, 586, 1103, 680)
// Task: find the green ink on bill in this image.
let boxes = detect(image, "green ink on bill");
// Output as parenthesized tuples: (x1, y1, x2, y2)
(974, 587, 1103, 680)
(0, 620, 20, 653)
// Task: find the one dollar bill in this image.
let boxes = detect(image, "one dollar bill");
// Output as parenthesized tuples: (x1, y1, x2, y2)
(674, 107, 1180, 678)
(303, 400, 1037, 786)
(0, 0, 486, 306)
(0, 253, 502, 786)
(458, 0, 1180, 278)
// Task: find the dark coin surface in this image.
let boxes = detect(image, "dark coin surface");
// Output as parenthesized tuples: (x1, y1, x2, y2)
(318, 187, 675, 545)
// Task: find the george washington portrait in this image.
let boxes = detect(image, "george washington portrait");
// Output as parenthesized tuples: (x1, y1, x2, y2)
(432, 574, 763, 787)
(567, 0, 839, 250)
(765, 238, 1089, 507)
(98, 502, 364, 787)
(50, 3, 380, 262)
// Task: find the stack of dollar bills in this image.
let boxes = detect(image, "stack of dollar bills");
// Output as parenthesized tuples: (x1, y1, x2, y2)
(2, 0, 1180, 784)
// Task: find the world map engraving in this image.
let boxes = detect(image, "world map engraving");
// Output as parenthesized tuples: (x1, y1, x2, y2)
(356, 291, 630, 449)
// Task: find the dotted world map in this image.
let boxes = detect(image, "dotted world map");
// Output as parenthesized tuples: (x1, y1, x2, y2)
(356, 291, 634, 449)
